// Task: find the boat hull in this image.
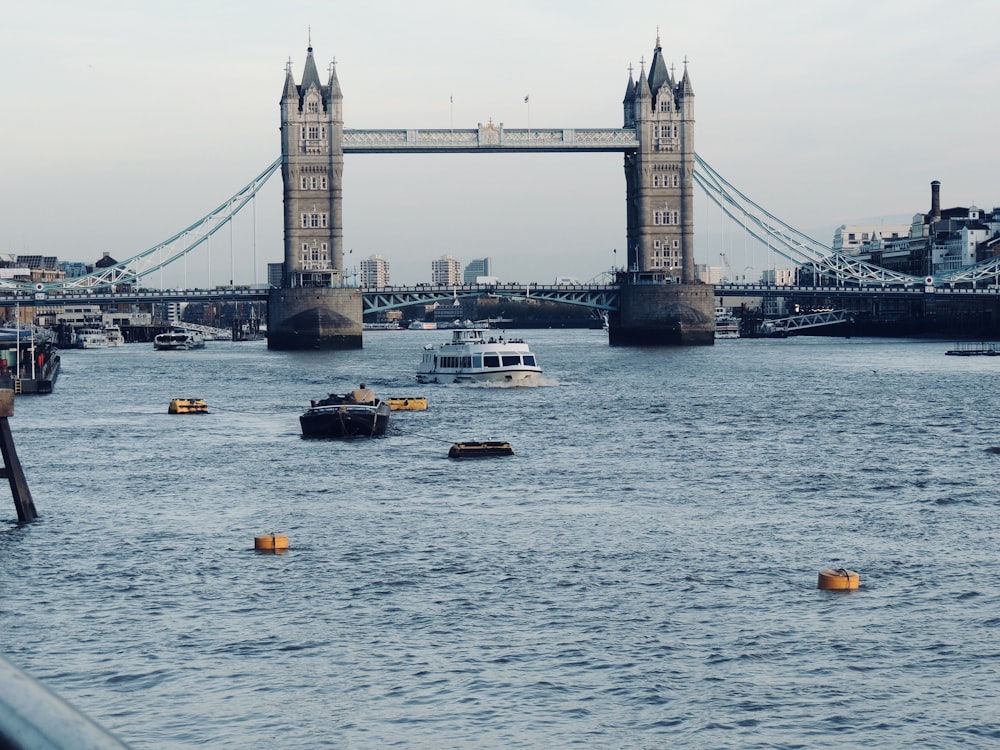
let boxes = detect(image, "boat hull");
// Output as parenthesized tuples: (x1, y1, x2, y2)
(299, 402, 391, 438)
(416, 369, 541, 385)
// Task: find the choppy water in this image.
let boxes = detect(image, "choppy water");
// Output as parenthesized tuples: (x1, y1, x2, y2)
(2, 330, 1000, 748)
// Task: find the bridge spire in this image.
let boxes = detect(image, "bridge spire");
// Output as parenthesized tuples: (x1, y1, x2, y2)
(647, 32, 672, 97)
(300, 41, 323, 96)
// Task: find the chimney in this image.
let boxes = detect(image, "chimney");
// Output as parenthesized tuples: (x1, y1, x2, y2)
(930, 180, 941, 220)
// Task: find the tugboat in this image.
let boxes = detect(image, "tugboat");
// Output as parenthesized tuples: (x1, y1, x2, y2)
(299, 383, 391, 438)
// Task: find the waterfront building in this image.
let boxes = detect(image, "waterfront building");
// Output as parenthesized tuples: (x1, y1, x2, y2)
(267, 263, 283, 289)
(15, 255, 65, 285)
(360, 255, 390, 287)
(431, 255, 461, 286)
(696, 265, 723, 284)
(831, 181, 1000, 277)
(833, 225, 909, 255)
(760, 268, 796, 285)
(463, 258, 492, 284)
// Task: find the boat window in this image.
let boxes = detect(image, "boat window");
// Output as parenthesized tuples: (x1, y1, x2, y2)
(483, 355, 500, 368)
(501, 355, 520, 367)
(523, 355, 536, 366)
(472, 355, 482, 368)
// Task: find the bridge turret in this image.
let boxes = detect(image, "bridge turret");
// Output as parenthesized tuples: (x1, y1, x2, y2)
(677, 62, 695, 117)
(623, 68, 636, 129)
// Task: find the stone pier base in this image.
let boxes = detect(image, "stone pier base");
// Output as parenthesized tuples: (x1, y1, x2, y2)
(609, 282, 715, 346)
(267, 287, 363, 350)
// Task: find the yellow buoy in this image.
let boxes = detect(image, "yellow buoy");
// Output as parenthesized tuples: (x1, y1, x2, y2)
(254, 533, 289, 553)
(818, 568, 860, 590)
(388, 397, 427, 411)
(168, 398, 208, 414)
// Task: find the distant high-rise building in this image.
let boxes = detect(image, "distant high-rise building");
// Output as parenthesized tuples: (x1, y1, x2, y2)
(431, 255, 461, 285)
(267, 263, 284, 289)
(360, 255, 390, 287)
(463, 257, 492, 284)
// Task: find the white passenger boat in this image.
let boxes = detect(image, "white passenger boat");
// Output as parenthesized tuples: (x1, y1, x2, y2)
(153, 331, 205, 350)
(714, 306, 740, 339)
(104, 325, 125, 346)
(416, 328, 542, 384)
(74, 327, 109, 349)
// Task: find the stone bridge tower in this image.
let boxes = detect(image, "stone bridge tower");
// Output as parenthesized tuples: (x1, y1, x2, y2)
(613, 35, 713, 345)
(268, 41, 362, 350)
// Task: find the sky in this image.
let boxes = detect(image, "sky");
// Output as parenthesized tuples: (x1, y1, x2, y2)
(2, 0, 997, 287)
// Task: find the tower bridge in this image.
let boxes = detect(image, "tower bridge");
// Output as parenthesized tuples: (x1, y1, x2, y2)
(5, 33, 999, 341)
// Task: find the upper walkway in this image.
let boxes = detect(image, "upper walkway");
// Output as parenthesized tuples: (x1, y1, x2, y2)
(343, 127, 639, 153)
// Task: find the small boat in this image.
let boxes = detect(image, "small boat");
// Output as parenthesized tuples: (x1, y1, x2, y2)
(448, 441, 515, 458)
(408, 321, 437, 330)
(154, 331, 205, 350)
(387, 396, 428, 411)
(104, 325, 125, 347)
(168, 398, 208, 414)
(364, 322, 404, 331)
(300, 384, 391, 438)
(714, 307, 740, 339)
(74, 327, 109, 349)
(416, 328, 542, 385)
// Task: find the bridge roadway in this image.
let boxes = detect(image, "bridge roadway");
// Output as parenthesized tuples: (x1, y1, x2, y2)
(1, 281, 998, 313)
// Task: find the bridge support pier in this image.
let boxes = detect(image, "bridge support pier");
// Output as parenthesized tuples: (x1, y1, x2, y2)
(609, 280, 715, 346)
(267, 287, 363, 350)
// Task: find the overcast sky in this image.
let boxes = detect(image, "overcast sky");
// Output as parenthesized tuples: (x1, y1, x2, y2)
(2, 0, 996, 287)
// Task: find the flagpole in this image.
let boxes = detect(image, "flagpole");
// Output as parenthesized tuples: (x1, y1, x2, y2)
(524, 94, 530, 142)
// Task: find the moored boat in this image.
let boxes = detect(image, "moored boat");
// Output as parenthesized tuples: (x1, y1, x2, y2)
(0, 328, 60, 394)
(714, 306, 740, 339)
(154, 331, 205, 350)
(416, 328, 542, 385)
(74, 327, 109, 349)
(300, 384, 391, 438)
(104, 325, 125, 346)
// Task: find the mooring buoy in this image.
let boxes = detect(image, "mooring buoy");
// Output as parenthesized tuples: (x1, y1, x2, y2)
(818, 568, 859, 590)
(255, 533, 289, 553)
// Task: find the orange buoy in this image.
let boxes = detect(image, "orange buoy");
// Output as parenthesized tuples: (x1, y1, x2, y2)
(254, 533, 289, 552)
(818, 568, 860, 590)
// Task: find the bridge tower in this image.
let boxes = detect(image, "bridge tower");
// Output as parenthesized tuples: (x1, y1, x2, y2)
(267, 40, 362, 350)
(613, 35, 713, 345)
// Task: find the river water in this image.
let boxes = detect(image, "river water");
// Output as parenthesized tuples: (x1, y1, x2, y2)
(2, 330, 999, 748)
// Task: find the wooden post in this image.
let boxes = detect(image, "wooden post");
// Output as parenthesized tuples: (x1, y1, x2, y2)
(0, 389, 37, 523)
